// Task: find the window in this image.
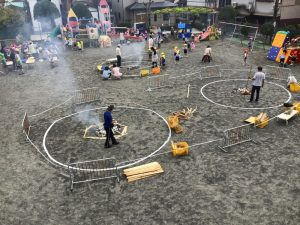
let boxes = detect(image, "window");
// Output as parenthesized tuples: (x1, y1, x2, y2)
(154, 14, 157, 22)
(163, 13, 170, 21)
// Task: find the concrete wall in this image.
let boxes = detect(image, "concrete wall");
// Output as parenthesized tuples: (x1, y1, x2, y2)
(280, 0, 300, 20)
(111, 0, 135, 24)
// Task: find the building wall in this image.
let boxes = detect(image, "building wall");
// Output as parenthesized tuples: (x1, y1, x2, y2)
(231, 0, 276, 17)
(187, 0, 219, 8)
(280, 0, 300, 20)
(111, 0, 135, 24)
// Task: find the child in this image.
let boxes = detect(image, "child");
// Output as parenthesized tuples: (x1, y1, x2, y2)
(152, 51, 158, 68)
(160, 52, 166, 67)
(187, 41, 191, 51)
(191, 42, 195, 51)
(101, 66, 111, 80)
(175, 50, 181, 64)
(279, 50, 287, 67)
(111, 64, 122, 80)
(173, 46, 178, 56)
(183, 44, 188, 56)
(290, 52, 297, 66)
(15, 50, 24, 75)
(243, 50, 248, 66)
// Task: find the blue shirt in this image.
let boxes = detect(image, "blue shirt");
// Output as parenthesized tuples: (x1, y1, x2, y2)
(102, 69, 111, 79)
(103, 111, 112, 128)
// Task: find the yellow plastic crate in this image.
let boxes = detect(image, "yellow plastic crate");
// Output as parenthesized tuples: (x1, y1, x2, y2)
(140, 69, 149, 77)
(172, 142, 189, 157)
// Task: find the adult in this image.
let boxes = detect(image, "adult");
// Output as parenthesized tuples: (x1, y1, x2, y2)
(111, 64, 122, 79)
(249, 66, 265, 102)
(148, 35, 154, 49)
(116, 44, 121, 67)
(103, 105, 119, 148)
(202, 45, 212, 63)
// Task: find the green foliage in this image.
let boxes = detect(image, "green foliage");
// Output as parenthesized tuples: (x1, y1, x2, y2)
(33, 0, 60, 21)
(0, 7, 25, 28)
(154, 7, 214, 15)
(72, 3, 92, 19)
(260, 22, 274, 37)
(240, 25, 250, 38)
(218, 6, 237, 22)
(285, 24, 300, 38)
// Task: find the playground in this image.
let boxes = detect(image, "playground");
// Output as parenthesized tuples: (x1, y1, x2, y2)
(1, 36, 300, 224)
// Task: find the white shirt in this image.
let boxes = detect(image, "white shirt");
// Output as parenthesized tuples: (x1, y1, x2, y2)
(287, 76, 297, 85)
(148, 38, 154, 48)
(252, 71, 265, 86)
(204, 47, 212, 56)
(116, 47, 121, 56)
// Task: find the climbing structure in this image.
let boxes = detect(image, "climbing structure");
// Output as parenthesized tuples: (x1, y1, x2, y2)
(267, 31, 300, 64)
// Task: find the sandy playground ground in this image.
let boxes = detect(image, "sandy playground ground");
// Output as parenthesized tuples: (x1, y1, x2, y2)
(0, 38, 299, 225)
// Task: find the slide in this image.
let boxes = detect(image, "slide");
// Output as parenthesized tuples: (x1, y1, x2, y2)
(200, 30, 211, 41)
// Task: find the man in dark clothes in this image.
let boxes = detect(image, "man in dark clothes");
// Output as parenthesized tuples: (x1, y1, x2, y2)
(9, 48, 16, 70)
(103, 105, 119, 148)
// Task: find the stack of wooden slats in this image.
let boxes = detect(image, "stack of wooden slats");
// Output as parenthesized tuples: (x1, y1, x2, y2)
(123, 162, 164, 182)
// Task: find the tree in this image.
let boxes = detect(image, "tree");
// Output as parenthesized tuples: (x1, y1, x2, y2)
(0, 7, 25, 39)
(260, 22, 274, 44)
(218, 6, 237, 22)
(33, 0, 60, 31)
(72, 2, 92, 19)
(0, 7, 25, 27)
(240, 25, 250, 38)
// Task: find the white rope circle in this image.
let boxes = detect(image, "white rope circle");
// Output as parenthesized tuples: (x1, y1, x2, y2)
(200, 79, 292, 110)
(42, 106, 172, 171)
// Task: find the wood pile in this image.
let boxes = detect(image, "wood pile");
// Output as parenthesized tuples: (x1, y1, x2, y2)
(123, 162, 164, 182)
(173, 107, 197, 120)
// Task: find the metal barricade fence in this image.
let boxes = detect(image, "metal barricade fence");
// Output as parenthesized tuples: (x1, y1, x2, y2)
(73, 87, 102, 105)
(146, 74, 173, 91)
(68, 158, 119, 191)
(220, 68, 252, 79)
(265, 65, 291, 81)
(200, 65, 222, 79)
(218, 124, 254, 152)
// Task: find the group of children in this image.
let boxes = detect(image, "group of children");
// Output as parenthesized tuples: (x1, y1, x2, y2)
(99, 64, 123, 80)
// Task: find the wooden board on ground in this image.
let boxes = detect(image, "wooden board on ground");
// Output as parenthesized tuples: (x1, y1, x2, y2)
(124, 162, 164, 182)
(22, 112, 31, 136)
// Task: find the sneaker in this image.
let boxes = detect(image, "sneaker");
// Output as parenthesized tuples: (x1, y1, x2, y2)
(112, 142, 119, 145)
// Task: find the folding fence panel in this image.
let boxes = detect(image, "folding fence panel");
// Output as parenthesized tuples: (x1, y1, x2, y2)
(68, 158, 119, 190)
(73, 88, 102, 105)
(218, 124, 254, 152)
(265, 65, 291, 81)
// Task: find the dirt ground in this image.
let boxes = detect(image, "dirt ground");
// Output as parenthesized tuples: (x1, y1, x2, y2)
(0, 38, 299, 225)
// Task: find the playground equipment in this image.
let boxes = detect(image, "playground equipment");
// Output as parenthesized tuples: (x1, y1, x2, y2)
(218, 22, 259, 51)
(67, 9, 79, 34)
(98, 0, 112, 33)
(199, 26, 219, 41)
(268, 31, 300, 65)
(177, 22, 192, 39)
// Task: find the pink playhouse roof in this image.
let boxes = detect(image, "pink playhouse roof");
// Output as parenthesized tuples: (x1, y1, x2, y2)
(99, 0, 108, 6)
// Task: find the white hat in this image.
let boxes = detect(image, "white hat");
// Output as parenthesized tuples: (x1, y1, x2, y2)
(117, 44, 121, 47)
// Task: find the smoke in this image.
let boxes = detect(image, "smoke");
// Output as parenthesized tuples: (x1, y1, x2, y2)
(74, 105, 101, 125)
(122, 42, 146, 66)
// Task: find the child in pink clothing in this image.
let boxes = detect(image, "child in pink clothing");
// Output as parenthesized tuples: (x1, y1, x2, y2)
(111, 64, 122, 79)
(191, 42, 195, 51)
